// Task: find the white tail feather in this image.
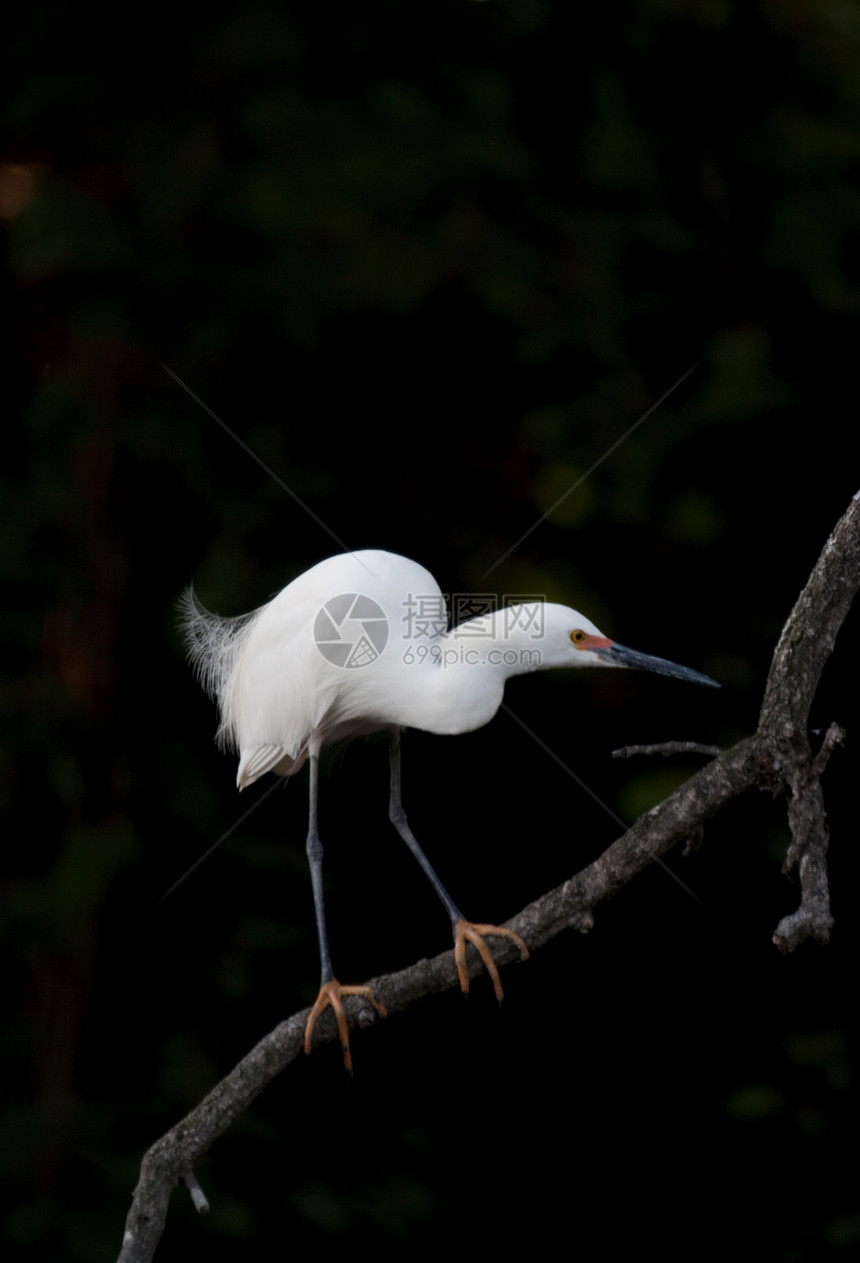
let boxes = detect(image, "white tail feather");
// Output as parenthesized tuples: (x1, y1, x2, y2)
(178, 586, 262, 751)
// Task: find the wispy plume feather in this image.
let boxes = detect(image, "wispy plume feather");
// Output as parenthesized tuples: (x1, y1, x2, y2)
(178, 587, 261, 749)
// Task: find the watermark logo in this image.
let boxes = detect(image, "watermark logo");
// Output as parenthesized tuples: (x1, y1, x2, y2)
(403, 594, 448, 640)
(314, 590, 547, 669)
(500, 601, 545, 639)
(314, 593, 389, 668)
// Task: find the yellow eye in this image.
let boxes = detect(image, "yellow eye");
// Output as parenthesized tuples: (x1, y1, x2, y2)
(570, 629, 587, 645)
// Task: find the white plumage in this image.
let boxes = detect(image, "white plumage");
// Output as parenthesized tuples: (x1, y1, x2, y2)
(181, 549, 663, 782)
(182, 549, 716, 1070)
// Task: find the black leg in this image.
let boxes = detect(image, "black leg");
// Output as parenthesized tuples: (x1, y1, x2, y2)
(306, 752, 334, 985)
(388, 726, 529, 1000)
(304, 751, 387, 1070)
(388, 726, 464, 928)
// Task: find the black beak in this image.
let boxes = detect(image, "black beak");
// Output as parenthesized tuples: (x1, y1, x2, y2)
(596, 642, 720, 688)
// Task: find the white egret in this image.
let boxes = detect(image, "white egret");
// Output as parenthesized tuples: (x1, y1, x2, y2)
(182, 549, 717, 1070)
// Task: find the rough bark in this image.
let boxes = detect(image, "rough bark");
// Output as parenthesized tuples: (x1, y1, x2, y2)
(117, 490, 860, 1263)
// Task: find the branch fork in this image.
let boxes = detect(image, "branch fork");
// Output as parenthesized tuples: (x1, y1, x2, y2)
(118, 490, 860, 1262)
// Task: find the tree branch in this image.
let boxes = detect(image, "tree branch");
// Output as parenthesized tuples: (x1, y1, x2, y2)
(117, 489, 860, 1263)
(611, 740, 723, 759)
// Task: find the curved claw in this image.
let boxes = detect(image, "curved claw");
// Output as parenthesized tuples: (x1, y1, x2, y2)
(304, 979, 387, 1074)
(453, 919, 530, 1002)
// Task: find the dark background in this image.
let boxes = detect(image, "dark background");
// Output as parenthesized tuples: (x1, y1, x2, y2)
(3, 1, 860, 1258)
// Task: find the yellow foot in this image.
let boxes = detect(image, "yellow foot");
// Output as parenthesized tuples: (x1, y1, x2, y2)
(304, 979, 387, 1074)
(453, 919, 530, 1002)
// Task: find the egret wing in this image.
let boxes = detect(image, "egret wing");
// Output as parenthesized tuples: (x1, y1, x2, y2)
(237, 743, 298, 789)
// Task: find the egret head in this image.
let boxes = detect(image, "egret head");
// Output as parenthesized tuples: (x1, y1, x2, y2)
(537, 603, 719, 687)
